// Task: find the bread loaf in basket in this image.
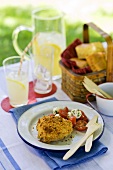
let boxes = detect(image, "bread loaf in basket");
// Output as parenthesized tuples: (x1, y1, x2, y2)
(60, 22, 113, 103)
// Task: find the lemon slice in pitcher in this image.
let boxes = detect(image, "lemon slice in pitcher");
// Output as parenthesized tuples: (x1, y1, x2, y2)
(40, 43, 62, 76)
(32, 40, 62, 77)
(50, 43, 62, 76)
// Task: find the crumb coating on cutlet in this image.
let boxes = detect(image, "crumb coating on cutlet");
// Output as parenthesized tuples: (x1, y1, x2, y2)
(36, 115, 73, 143)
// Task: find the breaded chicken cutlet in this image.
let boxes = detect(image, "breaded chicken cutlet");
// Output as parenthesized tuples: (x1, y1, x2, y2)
(36, 115, 73, 143)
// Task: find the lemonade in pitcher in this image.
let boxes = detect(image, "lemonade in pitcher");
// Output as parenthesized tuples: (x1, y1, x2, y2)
(12, 7, 66, 80)
(33, 32, 66, 79)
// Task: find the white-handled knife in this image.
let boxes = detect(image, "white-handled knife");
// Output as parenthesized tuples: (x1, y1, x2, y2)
(85, 115, 98, 152)
(63, 122, 101, 160)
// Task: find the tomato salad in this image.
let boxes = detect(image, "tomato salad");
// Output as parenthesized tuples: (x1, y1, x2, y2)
(51, 107, 89, 131)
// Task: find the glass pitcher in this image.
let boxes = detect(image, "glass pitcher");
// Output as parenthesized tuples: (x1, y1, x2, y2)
(12, 7, 66, 80)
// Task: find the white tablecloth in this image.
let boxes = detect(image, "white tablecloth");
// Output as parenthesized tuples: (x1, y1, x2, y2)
(0, 65, 113, 170)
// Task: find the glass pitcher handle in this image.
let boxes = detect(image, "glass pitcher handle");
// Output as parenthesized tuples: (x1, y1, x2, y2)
(12, 25, 32, 58)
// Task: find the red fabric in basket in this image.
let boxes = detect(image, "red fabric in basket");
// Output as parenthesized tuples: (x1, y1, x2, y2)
(61, 38, 92, 74)
(1, 81, 57, 112)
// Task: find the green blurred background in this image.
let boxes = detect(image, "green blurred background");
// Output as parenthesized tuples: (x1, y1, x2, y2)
(0, 1, 113, 66)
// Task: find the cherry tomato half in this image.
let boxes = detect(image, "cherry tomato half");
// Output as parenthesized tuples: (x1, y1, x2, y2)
(75, 120, 87, 131)
(63, 107, 69, 113)
(49, 114, 54, 116)
(69, 116, 76, 126)
(59, 108, 68, 119)
(78, 110, 89, 122)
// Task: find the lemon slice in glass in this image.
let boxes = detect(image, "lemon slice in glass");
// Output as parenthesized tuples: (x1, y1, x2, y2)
(6, 78, 25, 89)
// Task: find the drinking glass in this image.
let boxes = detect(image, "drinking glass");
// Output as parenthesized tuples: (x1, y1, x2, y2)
(12, 7, 66, 80)
(30, 44, 54, 94)
(3, 56, 29, 107)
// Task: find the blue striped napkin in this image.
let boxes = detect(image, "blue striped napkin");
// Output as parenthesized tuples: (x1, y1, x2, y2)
(9, 97, 108, 170)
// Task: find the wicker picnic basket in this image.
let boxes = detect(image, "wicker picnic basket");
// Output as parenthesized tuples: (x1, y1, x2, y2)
(59, 22, 113, 103)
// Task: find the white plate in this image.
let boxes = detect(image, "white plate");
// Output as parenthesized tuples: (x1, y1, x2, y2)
(17, 101, 104, 150)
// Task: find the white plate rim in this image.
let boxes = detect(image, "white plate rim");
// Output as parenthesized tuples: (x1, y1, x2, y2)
(17, 101, 104, 150)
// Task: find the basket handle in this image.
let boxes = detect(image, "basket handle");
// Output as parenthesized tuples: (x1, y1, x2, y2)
(83, 22, 113, 82)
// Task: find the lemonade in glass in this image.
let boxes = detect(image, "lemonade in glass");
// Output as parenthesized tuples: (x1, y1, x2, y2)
(3, 56, 29, 107)
(31, 44, 54, 94)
